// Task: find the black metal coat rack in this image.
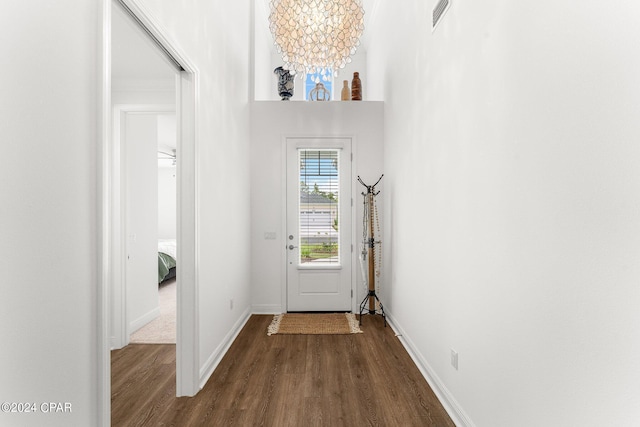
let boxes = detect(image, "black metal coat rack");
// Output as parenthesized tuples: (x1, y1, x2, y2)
(358, 174, 386, 326)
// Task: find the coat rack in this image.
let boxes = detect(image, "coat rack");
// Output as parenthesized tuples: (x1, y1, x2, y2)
(358, 174, 386, 326)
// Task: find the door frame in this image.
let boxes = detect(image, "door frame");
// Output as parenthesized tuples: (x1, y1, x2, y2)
(281, 136, 358, 314)
(111, 104, 175, 350)
(99, 1, 201, 425)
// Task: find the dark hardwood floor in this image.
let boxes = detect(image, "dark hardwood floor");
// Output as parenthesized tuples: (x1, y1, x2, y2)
(112, 315, 455, 426)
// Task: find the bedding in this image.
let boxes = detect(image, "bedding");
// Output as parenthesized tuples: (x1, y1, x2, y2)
(158, 239, 177, 283)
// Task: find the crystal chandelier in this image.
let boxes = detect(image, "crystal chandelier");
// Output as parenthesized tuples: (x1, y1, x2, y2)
(268, 0, 365, 75)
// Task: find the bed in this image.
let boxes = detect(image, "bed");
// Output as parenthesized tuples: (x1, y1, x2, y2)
(158, 239, 177, 284)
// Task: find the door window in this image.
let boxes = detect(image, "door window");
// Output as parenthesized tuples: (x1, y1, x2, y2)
(298, 149, 340, 266)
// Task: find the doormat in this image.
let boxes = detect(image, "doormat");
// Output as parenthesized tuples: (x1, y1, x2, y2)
(267, 313, 363, 336)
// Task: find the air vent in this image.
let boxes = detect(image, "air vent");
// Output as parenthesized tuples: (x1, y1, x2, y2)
(432, 0, 451, 31)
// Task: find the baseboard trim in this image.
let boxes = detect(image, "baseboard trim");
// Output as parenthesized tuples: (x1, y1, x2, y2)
(110, 336, 121, 350)
(129, 306, 160, 335)
(386, 312, 475, 427)
(199, 307, 252, 389)
(251, 304, 282, 314)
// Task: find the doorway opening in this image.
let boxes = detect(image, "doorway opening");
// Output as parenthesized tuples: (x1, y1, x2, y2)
(112, 107, 177, 347)
(100, 0, 200, 424)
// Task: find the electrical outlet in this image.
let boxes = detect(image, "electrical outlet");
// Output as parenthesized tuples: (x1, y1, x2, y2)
(450, 349, 458, 370)
(230, 299, 234, 310)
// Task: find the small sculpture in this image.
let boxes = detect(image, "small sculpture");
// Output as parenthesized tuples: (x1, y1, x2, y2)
(309, 82, 330, 101)
(274, 66, 294, 100)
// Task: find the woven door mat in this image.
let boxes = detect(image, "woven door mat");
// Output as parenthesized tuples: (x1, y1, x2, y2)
(267, 313, 363, 335)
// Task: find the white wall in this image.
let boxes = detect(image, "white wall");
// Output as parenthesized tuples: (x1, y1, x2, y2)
(112, 100, 176, 247)
(367, 1, 640, 426)
(138, 0, 253, 380)
(158, 166, 177, 239)
(250, 101, 384, 313)
(253, 0, 273, 101)
(157, 114, 177, 239)
(126, 114, 160, 333)
(112, 87, 175, 105)
(0, 2, 99, 426)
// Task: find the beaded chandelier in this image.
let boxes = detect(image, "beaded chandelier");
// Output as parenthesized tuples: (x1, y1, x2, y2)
(268, 0, 365, 75)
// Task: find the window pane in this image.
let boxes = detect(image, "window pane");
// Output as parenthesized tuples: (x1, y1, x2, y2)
(299, 149, 339, 265)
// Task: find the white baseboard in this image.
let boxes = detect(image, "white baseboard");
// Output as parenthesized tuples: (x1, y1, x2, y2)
(128, 306, 160, 335)
(110, 336, 122, 350)
(251, 304, 282, 314)
(199, 307, 252, 389)
(386, 312, 475, 427)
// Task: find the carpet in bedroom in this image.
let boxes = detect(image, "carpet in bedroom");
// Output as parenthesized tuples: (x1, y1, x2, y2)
(130, 279, 176, 344)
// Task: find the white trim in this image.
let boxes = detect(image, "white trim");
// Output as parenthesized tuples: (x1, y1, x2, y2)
(252, 304, 283, 314)
(293, 139, 346, 150)
(280, 137, 288, 312)
(175, 68, 200, 397)
(386, 312, 476, 427)
(98, 1, 111, 425)
(350, 136, 358, 313)
(129, 307, 161, 334)
(199, 307, 252, 388)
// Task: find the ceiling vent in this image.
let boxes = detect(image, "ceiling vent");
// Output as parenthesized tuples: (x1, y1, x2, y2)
(432, 0, 451, 31)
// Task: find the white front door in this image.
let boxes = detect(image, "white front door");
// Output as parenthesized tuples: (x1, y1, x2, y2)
(286, 138, 352, 312)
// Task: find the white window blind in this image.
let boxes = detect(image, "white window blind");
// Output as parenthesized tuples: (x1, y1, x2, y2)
(298, 149, 340, 265)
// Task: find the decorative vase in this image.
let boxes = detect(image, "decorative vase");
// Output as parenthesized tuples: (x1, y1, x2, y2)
(341, 80, 350, 101)
(351, 72, 362, 101)
(274, 66, 294, 100)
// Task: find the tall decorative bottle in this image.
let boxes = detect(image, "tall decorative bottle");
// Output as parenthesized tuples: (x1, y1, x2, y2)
(341, 80, 350, 101)
(351, 72, 362, 101)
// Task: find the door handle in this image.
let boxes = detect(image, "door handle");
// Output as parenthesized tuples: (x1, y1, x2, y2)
(288, 245, 298, 250)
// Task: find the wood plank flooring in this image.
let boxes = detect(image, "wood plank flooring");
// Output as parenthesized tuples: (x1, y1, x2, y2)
(112, 315, 455, 427)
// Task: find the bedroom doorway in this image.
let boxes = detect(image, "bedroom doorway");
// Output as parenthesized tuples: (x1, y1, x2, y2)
(115, 110, 177, 347)
(102, 1, 201, 420)
(110, 0, 178, 347)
